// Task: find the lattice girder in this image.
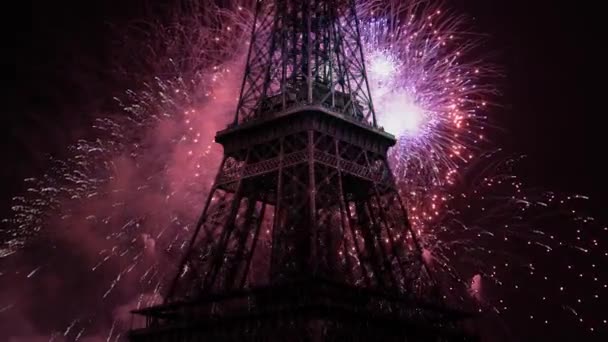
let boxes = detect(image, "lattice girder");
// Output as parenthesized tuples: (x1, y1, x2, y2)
(165, 110, 434, 302)
(129, 0, 475, 338)
(234, 0, 377, 127)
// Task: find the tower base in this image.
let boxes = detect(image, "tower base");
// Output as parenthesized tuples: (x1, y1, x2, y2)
(130, 277, 476, 342)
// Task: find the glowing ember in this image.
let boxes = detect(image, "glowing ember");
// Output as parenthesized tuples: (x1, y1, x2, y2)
(0, 0, 605, 340)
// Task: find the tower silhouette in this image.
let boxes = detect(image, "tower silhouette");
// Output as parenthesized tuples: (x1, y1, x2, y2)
(130, 0, 472, 340)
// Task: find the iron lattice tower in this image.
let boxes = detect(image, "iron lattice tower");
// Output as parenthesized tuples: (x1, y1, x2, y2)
(130, 0, 472, 340)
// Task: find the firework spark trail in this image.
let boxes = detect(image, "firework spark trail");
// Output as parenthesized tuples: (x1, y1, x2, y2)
(1, 0, 251, 259)
(0, 0, 606, 340)
(1, 1, 249, 338)
(358, 0, 498, 190)
(357, 4, 606, 335)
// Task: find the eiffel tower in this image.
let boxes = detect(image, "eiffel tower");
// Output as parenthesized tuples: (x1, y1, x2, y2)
(129, 0, 473, 340)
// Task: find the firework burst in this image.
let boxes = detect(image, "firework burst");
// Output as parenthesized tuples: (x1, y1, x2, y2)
(1, 0, 606, 340)
(358, 0, 498, 189)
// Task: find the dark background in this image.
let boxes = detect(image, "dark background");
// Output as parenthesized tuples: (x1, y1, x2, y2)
(2, 0, 604, 210)
(1, 0, 604, 340)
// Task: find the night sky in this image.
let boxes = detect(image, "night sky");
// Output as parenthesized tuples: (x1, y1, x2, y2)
(3, 0, 604, 211)
(2, 0, 605, 341)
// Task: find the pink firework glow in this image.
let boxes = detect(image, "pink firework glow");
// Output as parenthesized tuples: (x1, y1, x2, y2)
(1, 1, 606, 341)
(358, 0, 496, 191)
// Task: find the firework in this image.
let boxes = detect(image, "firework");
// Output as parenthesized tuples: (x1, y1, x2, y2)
(1, 0, 606, 340)
(357, 0, 497, 190)
(1, 1, 248, 338)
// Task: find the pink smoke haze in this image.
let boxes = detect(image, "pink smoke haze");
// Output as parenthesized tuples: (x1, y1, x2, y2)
(0, 54, 243, 341)
(2, 1, 606, 341)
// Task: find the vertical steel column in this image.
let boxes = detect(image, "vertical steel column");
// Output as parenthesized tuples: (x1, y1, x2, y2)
(306, 0, 313, 104)
(165, 155, 227, 301)
(383, 159, 441, 291)
(363, 200, 397, 288)
(364, 152, 409, 288)
(224, 198, 258, 289)
(328, 5, 336, 108)
(233, 0, 263, 125)
(343, 196, 373, 287)
(348, 0, 377, 127)
(202, 150, 251, 290)
(308, 130, 317, 273)
(280, 0, 288, 110)
(270, 137, 284, 278)
(335, 139, 362, 285)
(239, 203, 267, 288)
